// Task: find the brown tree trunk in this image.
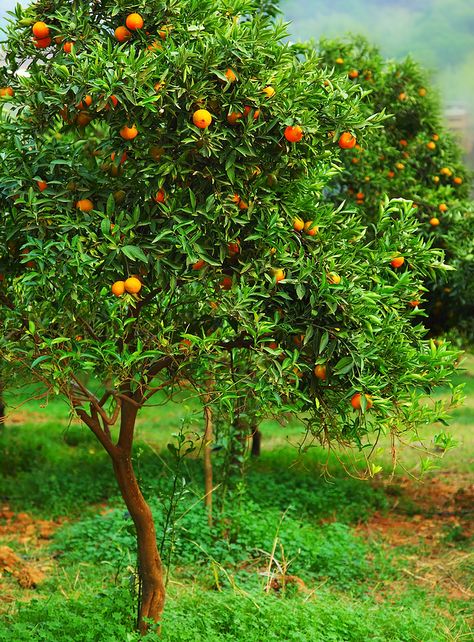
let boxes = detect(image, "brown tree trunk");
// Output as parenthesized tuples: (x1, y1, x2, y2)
(203, 402, 213, 527)
(112, 453, 165, 634)
(251, 425, 261, 457)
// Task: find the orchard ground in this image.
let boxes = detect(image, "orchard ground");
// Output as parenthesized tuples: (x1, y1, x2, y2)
(0, 357, 473, 641)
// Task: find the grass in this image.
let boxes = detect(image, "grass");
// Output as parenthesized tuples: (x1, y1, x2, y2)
(0, 357, 472, 641)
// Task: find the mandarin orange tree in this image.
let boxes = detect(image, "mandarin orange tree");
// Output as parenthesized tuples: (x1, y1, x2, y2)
(316, 36, 474, 343)
(0, 0, 462, 633)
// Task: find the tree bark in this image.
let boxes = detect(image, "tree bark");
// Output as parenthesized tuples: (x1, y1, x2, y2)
(112, 452, 165, 634)
(251, 425, 261, 457)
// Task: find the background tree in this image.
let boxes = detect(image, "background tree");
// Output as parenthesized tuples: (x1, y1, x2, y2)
(0, 0, 462, 634)
(315, 35, 474, 344)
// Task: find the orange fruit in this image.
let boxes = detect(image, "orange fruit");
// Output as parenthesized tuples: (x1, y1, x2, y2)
(220, 276, 233, 290)
(227, 111, 242, 125)
(395, 162, 404, 170)
(440, 167, 451, 176)
(76, 111, 92, 127)
(225, 68, 237, 82)
(124, 276, 142, 294)
(284, 125, 303, 143)
(398, 92, 407, 101)
(115, 26, 131, 42)
(34, 37, 52, 48)
(426, 141, 436, 150)
(438, 203, 448, 213)
(432, 176, 440, 183)
(262, 86, 275, 98)
(387, 170, 395, 179)
(432, 134, 439, 141)
(272, 268, 285, 283)
(111, 281, 125, 296)
(232, 194, 248, 210)
(351, 393, 373, 410)
(453, 177, 463, 185)
(179, 339, 192, 350)
(348, 69, 359, 79)
(76, 95, 93, 110)
(0, 87, 14, 98)
(32, 21, 49, 39)
(192, 259, 206, 270)
(351, 157, 359, 164)
(126, 13, 144, 31)
(303, 221, 318, 236)
(268, 342, 278, 350)
(120, 125, 138, 140)
(335, 57, 344, 64)
(418, 87, 427, 97)
(338, 132, 356, 149)
(293, 218, 304, 232)
(154, 188, 166, 203)
(228, 241, 240, 256)
(76, 198, 94, 212)
(409, 300, 420, 307)
(356, 191, 364, 200)
(158, 25, 173, 39)
(390, 256, 405, 268)
(193, 109, 212, 129)
(37, 180, 47, 192)
(429, 217, 440, 226)
(314, 364, 327, 380)
(63, 41, 74, 53)
(327, 272, 341, 285)
(111, 151, 127, 164)
(147, 41, 162, 52)
(399, 139, 408, 147)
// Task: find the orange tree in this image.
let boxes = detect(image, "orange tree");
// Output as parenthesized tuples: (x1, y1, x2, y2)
(0, 1, 462, 633)
(316, 35, 474, 343)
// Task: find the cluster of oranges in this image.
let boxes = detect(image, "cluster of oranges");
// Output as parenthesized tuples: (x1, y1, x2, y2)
(111, 277, 142, 296)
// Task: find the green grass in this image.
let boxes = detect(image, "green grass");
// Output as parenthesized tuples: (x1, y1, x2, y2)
(0, 358, 472, 641)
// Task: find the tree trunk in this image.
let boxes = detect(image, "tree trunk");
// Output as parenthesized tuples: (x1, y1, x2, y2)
(251, 425, 261, 457)
(0, 380, 5, 429)
(203, 402, 213, 527)
(112, 453, 165, 634)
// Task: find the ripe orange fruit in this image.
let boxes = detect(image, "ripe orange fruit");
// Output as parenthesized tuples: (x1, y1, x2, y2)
(399, 139, 408, 147)
(34, 37, 52, 48)
(338, 132, 356, 149)
(432, 134, 439, 141)
(284, 125, 303, 143)
(356, 191, 364, 200)
(76, 95, 92, 110)
(225, 68, 237, 82)
(111, 281, 125, 296)
(32, 21, 49, 39)
(453, 176, 463, 185)
(262, 86, 275, 98)
(158, 25, 173, 39)
(351, 393, 373, 410)
(147, 40, 162, 52)
(115, 26, 131, 42)
(228, 241, 240, 256)
(303, 221, 318, 236)
(227, 111, 242, 125)
(272, 268, 285, 283)
(293, 218, 304, 232)
(327, 272, 341, 285)
(124, 276, 142, 294)
(335, 57, 344, 64)
(387, 170, 395, 179)
(63, 41, 74, 53)
(154, 188, 166, 203)
(398, 92, 407, 101)
(179, 338, 192, 350)
(433, 176, 440, 183)
(111, 151, 127, 164)
(76, 198, 94, 212)
(76, 111, 92, 127)
(348, 69, 359, 79)
(440, 167, 451, 176)
(107, 95, 118, 109)
(429, 217, 440, 226)
(268, 341, 278, 350)
(351, 157, 359, 164)
(192, 259, 206, 270)
(221, 276, 233, 290)
(193, 109, 212, 129)
(126, 13, 144, 30)
(418, 87, 427, 97)
(390, 256, 405, 268)
(120, 125, 138, 140)
(37, 180, 47, 192)
(426, 141, 436, 150)
(395, 162, 404, 170)
(0, 87, 14, 98)
(232, 194, 248, 210)
(314, 364, 327, 380)
(409, 300, 420, 307)
(438, 203, 448, 213)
